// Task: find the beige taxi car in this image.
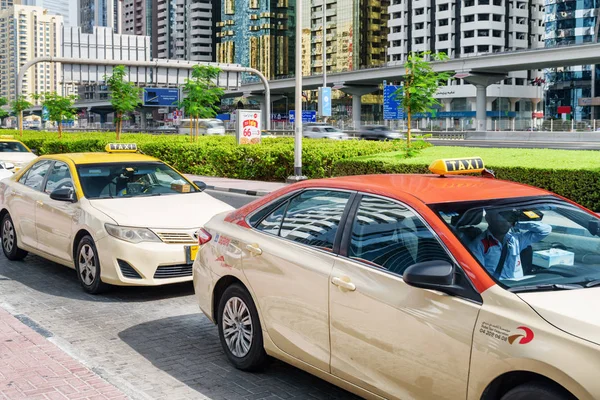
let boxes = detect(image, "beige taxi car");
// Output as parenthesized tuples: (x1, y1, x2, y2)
(193, 158, 599, 400)
(0, 143, 232, 293)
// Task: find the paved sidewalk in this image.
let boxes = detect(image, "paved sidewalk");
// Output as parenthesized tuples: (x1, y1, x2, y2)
(0, 307, 127, 400)
(185, 175, 288, 196)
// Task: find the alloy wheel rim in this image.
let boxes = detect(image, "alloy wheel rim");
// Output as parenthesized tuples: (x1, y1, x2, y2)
(222, 296, 253, 358)
(78, 244, 96, 286)
(2, 220, 14, 253)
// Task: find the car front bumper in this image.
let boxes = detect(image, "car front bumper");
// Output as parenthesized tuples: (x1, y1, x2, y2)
(96, 236, 198, 286)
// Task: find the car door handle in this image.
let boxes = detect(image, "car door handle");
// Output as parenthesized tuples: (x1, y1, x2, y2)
(245, 244, 263, 256)
(331, 276, 356, 291)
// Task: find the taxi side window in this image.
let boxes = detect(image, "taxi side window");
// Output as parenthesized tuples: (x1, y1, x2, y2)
(44, 161, 74, 195)
(349, 196, 452, 275)
(255, 190, 351, 251)
(19, 160, 52, 191)
(279, 190, 350, 250)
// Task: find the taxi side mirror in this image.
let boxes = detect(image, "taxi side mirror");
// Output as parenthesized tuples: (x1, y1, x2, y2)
(30, 148, 39, 156)
(404, 261, 454, 288)
(50, 187, 76, 202)
(193, 180, 207, 192)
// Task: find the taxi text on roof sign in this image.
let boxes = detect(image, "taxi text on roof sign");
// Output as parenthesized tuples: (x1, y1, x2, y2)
(429, 157, 485, 175)
(105, 143, 138, 153)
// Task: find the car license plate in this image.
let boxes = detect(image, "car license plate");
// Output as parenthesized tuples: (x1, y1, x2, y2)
(185, 245, 199, 265)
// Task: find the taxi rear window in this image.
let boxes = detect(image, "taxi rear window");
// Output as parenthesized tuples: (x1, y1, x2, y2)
(0, 141, 29, 152)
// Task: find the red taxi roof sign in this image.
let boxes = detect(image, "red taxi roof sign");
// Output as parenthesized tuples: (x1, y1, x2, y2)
(429, 157, 485, 175)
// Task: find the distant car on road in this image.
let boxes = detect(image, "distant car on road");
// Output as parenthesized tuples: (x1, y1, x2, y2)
(303, 124, 350, 140)
(356, 125, 404, 140)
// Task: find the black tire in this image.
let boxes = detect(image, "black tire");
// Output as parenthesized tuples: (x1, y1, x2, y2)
(75, 235, 107, 294)
(1, 213, 27, 261)
(500, 381, 575, 400)
(217, 283, 267, 371)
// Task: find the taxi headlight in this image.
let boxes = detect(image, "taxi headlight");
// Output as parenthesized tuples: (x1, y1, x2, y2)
(104, 223, 161, 244)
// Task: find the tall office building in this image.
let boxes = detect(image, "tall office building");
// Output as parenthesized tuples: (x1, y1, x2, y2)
(0, 5, 63, 101)
(386, 0, 546, 121)
(301, 0, 389, 76)
(216, 0, 295, 80)
(544, 0, 600, 120)
(79, 0, 121, 33)
(0, 0, 13, 9)
(122, 0, 152, 36)
(20, 0, 77, 26)
(153, 0, 217, 62)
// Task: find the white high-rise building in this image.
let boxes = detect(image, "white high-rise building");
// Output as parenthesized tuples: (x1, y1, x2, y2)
(387, 0, 546, 125)
(154, 0, 215, 62)
(20, 0, 77, 26)
(0, 5, 63, 102)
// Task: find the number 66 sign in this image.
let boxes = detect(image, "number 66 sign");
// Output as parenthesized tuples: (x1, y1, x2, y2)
(236, 110, 262, 145)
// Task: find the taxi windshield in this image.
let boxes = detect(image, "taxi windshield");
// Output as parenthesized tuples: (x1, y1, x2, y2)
(431, 196, 600, 292)
(77, 162, 197, 199)
(0, 141, 29, 152)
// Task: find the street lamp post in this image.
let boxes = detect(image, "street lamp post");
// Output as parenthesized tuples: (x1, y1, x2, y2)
(289, 0, 306, 181)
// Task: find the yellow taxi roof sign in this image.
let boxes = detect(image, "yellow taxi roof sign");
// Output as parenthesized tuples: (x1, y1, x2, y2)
(105, 143, 138, 153)
(429, 157, 485, 175)
(0, 135, 15, 139)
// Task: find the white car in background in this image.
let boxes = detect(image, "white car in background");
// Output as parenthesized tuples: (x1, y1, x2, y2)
(0, 136, 38, 171)
(303, 124, 350, 140)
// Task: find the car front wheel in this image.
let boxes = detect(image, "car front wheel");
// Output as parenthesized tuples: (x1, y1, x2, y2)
(75, 235, 107, 294)
(217, 284, 267, 371)
(500, 381, 575, 400)
(1, 213, 28, 261)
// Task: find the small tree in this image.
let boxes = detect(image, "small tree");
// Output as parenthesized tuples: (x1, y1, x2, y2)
(40, 92, 78, 138)
(0, 97, 9, 126)
(178, 65, 224, 142)
(10, 95, 33, 137)
(106, 65, 142, 140)
(395, 51, 452, 146)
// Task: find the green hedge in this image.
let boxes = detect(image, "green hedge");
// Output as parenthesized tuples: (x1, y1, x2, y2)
(6, 130, 413, 181)
(333, 147, 600, 211)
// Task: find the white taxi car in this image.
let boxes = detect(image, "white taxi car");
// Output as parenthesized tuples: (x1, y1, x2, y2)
(0, 143, 233, 293)
(0, 135, 38, 171)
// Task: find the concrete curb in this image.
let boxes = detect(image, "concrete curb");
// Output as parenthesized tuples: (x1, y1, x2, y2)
(205, 185, 271, 197)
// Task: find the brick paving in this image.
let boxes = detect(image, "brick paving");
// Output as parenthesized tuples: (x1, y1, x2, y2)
(0, 254, 358, 400)
(0, 307, 127, 400)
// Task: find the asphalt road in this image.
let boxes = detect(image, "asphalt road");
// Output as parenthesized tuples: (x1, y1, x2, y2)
(429, 139, 600, 150)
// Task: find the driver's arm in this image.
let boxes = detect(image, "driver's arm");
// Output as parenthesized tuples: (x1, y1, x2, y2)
(515, 221, 552, 250)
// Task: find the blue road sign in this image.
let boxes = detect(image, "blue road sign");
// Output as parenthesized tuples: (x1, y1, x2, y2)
(319, 87, 332, 117)
(143, 88, 180, 107)
(289, 110, 317, 123)
(383, 85, 404, 120)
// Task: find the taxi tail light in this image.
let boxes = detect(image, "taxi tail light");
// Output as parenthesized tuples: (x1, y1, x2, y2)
(197, 228, 212, 245)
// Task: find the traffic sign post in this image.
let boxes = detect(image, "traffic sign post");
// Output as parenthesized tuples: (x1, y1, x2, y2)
(383, 85, 404, 120)
(289, 110, 317, 124)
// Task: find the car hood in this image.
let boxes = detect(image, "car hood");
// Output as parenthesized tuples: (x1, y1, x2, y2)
(518, 288, 600, 346)
(89, 192, 234, 229)
(0, 152, 37, 165)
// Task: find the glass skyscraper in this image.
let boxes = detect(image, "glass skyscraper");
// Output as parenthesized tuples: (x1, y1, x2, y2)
(216, 0, 295, 81)
(545, 0, 600, 120)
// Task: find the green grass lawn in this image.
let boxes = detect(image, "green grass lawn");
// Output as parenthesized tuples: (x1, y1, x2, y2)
(356, 146, 600, 170)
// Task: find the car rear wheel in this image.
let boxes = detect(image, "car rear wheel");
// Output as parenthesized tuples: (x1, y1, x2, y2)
(1, 213, 27, 261)
(75, 235, 107, 294)
(500, 381, 575, 400)
(217, 284, 267, 371)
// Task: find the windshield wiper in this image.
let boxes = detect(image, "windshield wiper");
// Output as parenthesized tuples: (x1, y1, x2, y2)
(584, 280, 600, 288)
(509, 283, 583, 293)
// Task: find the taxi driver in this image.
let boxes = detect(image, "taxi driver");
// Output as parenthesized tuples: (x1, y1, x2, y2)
(468, 209, 552, 280)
